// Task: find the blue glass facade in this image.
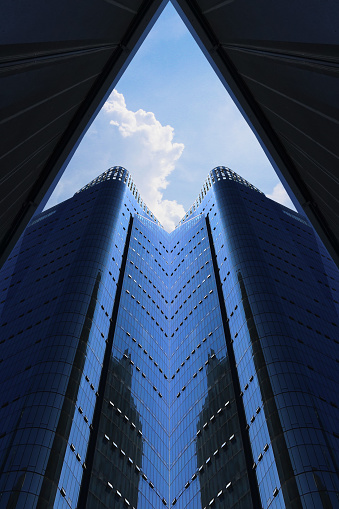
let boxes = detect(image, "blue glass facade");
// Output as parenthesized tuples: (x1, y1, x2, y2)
(0, 166, 338, 508)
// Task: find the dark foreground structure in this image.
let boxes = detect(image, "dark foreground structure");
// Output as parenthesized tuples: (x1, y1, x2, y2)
(0, 166, 338, 508)
(0, 0, 339, 268)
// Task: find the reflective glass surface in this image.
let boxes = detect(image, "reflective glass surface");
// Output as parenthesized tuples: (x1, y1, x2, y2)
(0, 167, 338, 509)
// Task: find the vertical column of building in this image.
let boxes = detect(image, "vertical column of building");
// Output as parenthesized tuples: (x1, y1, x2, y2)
(77, 209, 135, 508)
(211, 170, 339, 508)
(168, 211, 254, 508)
(246, 186, 339, 508)
(0, 176, 129, 508)
(85, 213, 171, 508)
(211, 174, 294, 508)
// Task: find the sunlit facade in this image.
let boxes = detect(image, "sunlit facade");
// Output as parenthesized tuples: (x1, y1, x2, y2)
(0, 167, 338, 508)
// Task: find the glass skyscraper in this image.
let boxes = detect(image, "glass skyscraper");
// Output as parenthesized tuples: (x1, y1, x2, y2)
(0, 166, 338, 509)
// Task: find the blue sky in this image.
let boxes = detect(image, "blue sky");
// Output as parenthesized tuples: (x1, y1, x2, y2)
(46, 2, 294, 231)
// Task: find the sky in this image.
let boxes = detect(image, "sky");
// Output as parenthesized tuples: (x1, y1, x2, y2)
(46, 2, 294, 232)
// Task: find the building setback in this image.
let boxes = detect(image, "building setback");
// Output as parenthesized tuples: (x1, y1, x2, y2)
(0, 166, 338, 509)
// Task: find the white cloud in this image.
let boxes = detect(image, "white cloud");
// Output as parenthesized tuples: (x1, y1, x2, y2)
(103, 90, 185, 231)
(266, 182, 295, 209)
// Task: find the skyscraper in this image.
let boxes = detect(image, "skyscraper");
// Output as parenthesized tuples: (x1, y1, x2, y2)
(0, 166, 338, 508)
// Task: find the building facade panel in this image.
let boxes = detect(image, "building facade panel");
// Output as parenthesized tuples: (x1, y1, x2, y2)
(0, 171, 128, 507)
(211, 169, 339, 508)
(0, 166, 337, 508)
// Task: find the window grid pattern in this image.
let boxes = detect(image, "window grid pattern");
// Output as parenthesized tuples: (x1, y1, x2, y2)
(0, 169, 337, 509)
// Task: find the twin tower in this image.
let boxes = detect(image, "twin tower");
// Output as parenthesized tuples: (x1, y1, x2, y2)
(0, 167, 338, 508)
